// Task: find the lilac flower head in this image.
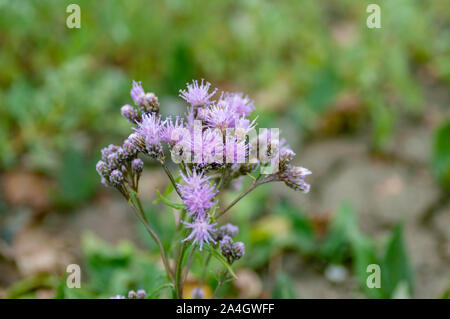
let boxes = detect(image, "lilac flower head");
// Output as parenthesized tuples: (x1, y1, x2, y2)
(110, 169, 124, 186)
(222, 92, 255, 117)
(128, 290, 137, 299)
(219, 235, 234, 259)
(220, 236, 245, 264)
(96, 160, 109, 178)
(136, 289, 146, 299)
(131, 81, 159, 113)
(281, 165, 311, 193)
(233, 242, 245, 260)
(131, 81, 145, 106)
(179, 79, 217, 107)
(205, 101, 236, 130)
(182, 217, 217, 250)
(162, 116, 185, 145)
(135, 113, 164, 157)
(101, 144, 120, 162)
(131, 158, 144, 174)
(127, 132, 146, 153)
(178, 170, 217, 218)
(120, 104, 140, 123)
(216, 223, 239, 241)
(123, 137, 139, 159)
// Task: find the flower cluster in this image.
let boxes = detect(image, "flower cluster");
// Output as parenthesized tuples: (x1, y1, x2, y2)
(219, 233, 245, 265)
(97, 79, 311, 298)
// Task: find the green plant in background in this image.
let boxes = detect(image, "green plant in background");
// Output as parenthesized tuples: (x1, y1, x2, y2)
(432, 121, 450, 193)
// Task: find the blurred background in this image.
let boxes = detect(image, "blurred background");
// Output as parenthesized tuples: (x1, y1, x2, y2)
(0, 0, 449, 298)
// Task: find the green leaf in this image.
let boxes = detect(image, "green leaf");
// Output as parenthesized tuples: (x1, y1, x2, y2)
(381, 224, 414, 298)
(153, 189, 185, 210)
(205, 245, 237, 279)
(432, 121, 450, 192)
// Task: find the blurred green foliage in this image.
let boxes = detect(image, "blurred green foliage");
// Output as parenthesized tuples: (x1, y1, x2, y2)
(0, 0, 447, 299)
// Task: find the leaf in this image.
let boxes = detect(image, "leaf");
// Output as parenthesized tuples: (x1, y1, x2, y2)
(432, 121, 450, 192)
(153, 189, 185, 210)
(205, 245, 237, 279)
(320, 202, 355, 263)
(381, 224, 414, 298)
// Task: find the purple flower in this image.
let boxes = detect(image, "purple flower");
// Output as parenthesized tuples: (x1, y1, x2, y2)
(179, 79, 217, 107)
(178, 170, 217, 218)
(135, 113, 164, 156)
(204, 102, 236, 130)
(219, 235, 234, 258)
(101, 144, 120, 162)
(110, 169, 124, 186)
(219, 235, 245, 264)
(281, 165, 312, 193)
(96, 160, 109, 178)
(131, 81, 159, 113)
(216, 223, 239, 240)
(233, 242, 245, 260)
(162, 116, 185, 145)
(131, 81, 145, 106)
(127, 132, 146, 153)
(128, 290, 137, 299)
(136, 289, 146, 299)
(120, 104, 140, 123)
(131, 158, 144, 174)
(182, 217, 217, 250)
(222, 92, 255, 117)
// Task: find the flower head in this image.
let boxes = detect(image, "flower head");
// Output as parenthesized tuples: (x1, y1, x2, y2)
(216, 223, 239, 241)
(179, 79, 217, 107)
(135, 113, 164, 157)
(222, 92, 255, 117)
(120, 104, 140, 123)
(136, 289, 146, 299)
(109, 169, 124, 186)
(204, 101, 236, 130)
(219, 236, 245, 264)
(131, 158, 144, 174)
(130, 81, 159, 113)
(281, 165, 312, 193)
(162, 116, 185, 145)
(178, 170, 217, 218)
(130, 81, 145, 106)
(182, 217, 217, 250)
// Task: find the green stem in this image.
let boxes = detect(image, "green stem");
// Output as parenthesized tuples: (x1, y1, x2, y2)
(129, 196, 174, 282)
(216, 180, 260, 219)
(175, 241, 188, 298)
(212, 270, 229, 298)
(160, 160, 182, 198)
